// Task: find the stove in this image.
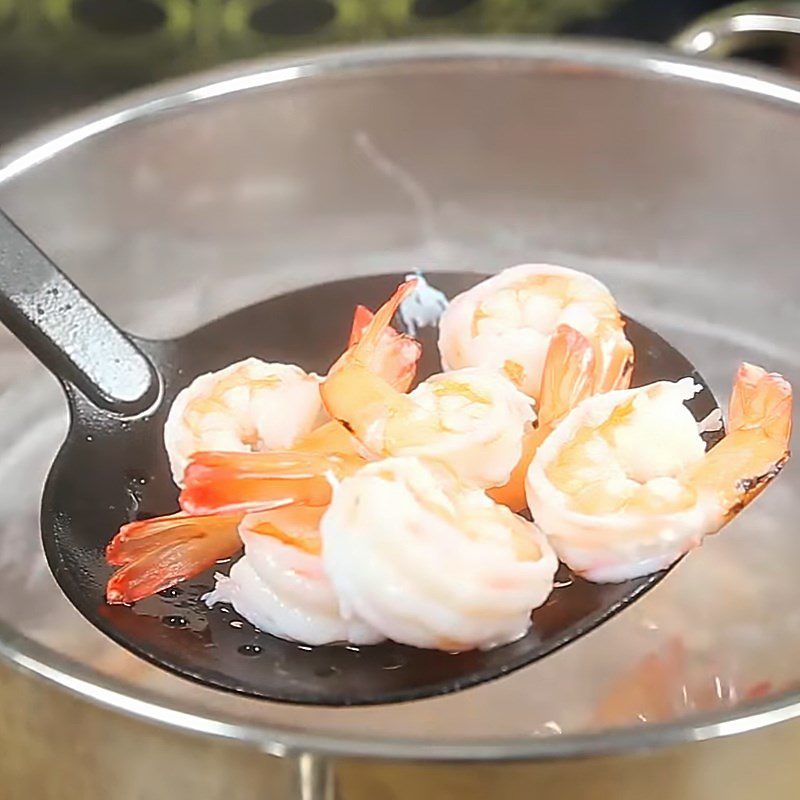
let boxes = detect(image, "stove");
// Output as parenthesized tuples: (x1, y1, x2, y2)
(0, 0, 780, 147)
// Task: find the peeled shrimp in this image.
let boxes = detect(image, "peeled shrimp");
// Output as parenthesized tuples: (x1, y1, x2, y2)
(204, 506, 381, 645)
(438, 264, 633, 400)
(164, 298, 421, 487)
(526, 364, 792, 583)
(164, 359, 325, 486)
(178, 289, 429, 514)
(321, 283, 535, 489)
(321, 457, 558, 651)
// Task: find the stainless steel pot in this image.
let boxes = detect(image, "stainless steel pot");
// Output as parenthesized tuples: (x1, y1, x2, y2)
(1, 5, 800, 798)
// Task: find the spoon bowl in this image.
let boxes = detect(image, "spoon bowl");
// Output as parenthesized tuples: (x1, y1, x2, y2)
(22, 253, 722, 705)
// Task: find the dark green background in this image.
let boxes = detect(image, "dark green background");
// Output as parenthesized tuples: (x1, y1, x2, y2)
(0, 0, 760, 144)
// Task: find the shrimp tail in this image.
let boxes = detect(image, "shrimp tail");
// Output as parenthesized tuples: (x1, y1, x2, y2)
(321, 283, 420, 448)
(336, 285, 421, 392)
(179, 450, 363, 515)
(692, 363, 792, 517)
(243, 505, 326, 555)
(728, 362, 793, 443)
(106, 512, 242, 604)
(596, 335, 635, 394)
(348, 305, 374, 347)
(538, 324, 597, 425)
(341, 280, 418, 367)
(490, 325, 595, 512)
(292, 419, 360, 455)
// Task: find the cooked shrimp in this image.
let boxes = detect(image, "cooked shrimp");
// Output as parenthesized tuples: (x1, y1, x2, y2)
(164, 298, 421, 487)
(438, 264, 633, 400)
(106, 512, 242, 604)
(164, 359, 325, 486)
(489, 324, 597, 511)
(321, 283, 535, 489)
(526, 364, 792, 582)
(204, 506, 381, 645)
(321, 457, 558, 651)
(177, 288, 428, 514)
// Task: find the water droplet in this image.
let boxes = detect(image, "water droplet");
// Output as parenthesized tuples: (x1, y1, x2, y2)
(162, 615, 187, 628)
(344, 645, 361, 653)
(314, 665, 339, 678)
(296, 644, 313, 652)
(85, 435, 93, 442)
(238, 644, 262, 656)
(138, 477, 147, 485)
(218, 605, 230, 614)
(158, 586, 183, 598)
(381, 656, 406, 670)
(229, 620, 244, 629)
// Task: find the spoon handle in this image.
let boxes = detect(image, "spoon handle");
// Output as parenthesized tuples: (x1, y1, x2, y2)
(0, 210, 158, 415)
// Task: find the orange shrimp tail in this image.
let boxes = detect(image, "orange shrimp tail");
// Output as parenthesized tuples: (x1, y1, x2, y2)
(539, 324, 597, 425)
(293, 419, 360, 456)
(692, 363, 792, 516)
(106, 512, 242, 604)
(487, 424, 549, 512)
(333, 281, 421, 391)
(729, 362, 793, 445)
(348, 305, 374, 347)
(595, 336, 634, 394)
(243, 506, 325, 555)
(180, 450, 363, 515)
(490, 325, 597, 512)
(344, 280, 417, 365)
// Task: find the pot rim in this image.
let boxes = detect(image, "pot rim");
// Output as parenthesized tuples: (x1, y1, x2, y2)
(1, 37, 799, 762)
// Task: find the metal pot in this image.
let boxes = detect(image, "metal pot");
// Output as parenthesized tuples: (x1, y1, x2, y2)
(1, 5, 800, 798)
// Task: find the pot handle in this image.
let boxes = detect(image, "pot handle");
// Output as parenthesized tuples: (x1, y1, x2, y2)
(672, 2, 800, 57)
(0, 210, 158, 415)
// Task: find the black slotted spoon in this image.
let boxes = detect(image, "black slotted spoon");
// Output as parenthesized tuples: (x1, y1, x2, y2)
(0, 210, 723, 706)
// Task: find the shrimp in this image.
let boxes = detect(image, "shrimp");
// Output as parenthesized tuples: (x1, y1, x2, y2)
(164, 360, 325, 486)
(321, 282, 536, 489)
(163, 301, 421, 487)
(438, 264, 634, 400)
(106, 512, 242, 604)
(526, 364, 792, 583)
(488, 324, 597, 511)
(178, 286, 428, 513)
(204, 506, 382, 645)
(321, 456, 558, 651)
